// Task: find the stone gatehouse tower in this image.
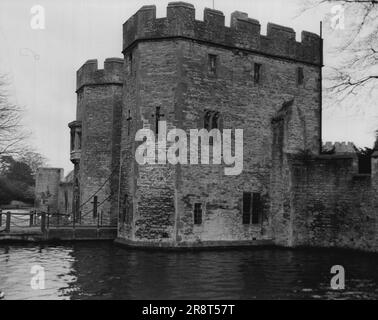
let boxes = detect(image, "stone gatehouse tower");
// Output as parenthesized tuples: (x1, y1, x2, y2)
(69, 2, 321, 246)
(32, 2, 378, 251)
(118, 3, 322, 247)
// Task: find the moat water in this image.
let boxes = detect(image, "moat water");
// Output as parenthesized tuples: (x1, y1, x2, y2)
(0, 242, 378, 300)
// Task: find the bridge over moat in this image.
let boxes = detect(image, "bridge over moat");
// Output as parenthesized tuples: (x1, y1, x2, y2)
(0, 208, 117, 242)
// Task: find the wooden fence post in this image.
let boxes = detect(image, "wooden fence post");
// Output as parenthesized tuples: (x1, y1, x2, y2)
(5, 212, 11, 232)
(47, 206, 50, 230)
(41, 213, 46, 233)
(29, 211, 34, 227)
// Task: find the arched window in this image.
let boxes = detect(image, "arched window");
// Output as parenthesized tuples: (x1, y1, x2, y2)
(204, 110, 221, 130)
(212, 112, 219, 130)
(204, 110, 212, 129)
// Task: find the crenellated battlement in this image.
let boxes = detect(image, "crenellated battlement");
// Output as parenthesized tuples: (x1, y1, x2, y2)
(76, 58, 123, 92)
(322, 141, 356, 155)
(123, 2, 322, 65)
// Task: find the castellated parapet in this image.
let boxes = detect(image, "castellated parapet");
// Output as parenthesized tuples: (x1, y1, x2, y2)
(322, 141, 356, 155)
(58, 2, 378, 252)
(76, 57, 124, 92)
(123, 2, 321, 65)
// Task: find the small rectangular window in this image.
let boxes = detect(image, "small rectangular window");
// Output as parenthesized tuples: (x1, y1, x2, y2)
(70, 131, 75, 151)
(252, 193, 261, 225)
(208, 54, 217, 75)
(297, 67, 304, 85)
(242, 192, 251, 225)
(123, 194, 129, 224)
(129, 53, 133, 73)
(77, 131, 82, 149)
(254, 63, 262, 84)
(194, 203, 202, 225)
(93, 196, 98, 219)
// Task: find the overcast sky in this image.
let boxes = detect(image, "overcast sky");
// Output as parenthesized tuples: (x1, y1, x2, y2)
(0, 0, 376, 174)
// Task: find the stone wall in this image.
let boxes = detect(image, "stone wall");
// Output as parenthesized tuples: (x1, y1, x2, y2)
(269, 93, 378, 252)
(70, 2, 378, 252)
(118, 2, 321, 246)
(58, 171, 74, 216)
(35, 168, 63, 213)
(288, 154, 378, 252)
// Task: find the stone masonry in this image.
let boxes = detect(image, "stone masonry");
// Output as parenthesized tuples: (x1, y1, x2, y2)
(35, 2, 378, 251)
(117, 3, 322, 247)
(35, 168, 64, 213)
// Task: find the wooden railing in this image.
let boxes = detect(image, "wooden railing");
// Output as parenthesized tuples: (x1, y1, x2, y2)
(0, 210, 43, 233)
(0, 209, 113, 234)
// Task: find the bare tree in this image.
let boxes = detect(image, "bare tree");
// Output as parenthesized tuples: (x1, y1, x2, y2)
(0, 75, 26, 155)
(302, 0, 378, 102)
(19, 150, 48, 177)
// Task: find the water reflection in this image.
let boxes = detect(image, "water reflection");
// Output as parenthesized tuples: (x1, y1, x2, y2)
(0, 242, 378, 300)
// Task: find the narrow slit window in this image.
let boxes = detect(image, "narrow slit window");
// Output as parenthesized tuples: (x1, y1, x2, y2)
(77, 131, 82, 149)
(242, 192, 252, 225)
(297, 67, 304, 85)
(194, 203, 203, 225)
(252, 193, 261, 225)
(254, 63, 262, 84)
(208, 54, 217, 75)
(122, 194, 128, 224)
(92, 196, 98, 219)
(204, 110, 212, 130)
(129, 53, 133, 73)
(64, 192, 68, 213)
(70, 131, 75, 151)
(211, 112, 219, 130)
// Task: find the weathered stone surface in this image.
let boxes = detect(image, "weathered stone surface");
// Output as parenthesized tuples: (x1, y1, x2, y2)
(71, 58, 123, 226)
(35, 168, 64, 213)
(50, 3, 378, 252)
(289, 156, 378, 252)
(118, 3, 321, 247)
(123, 3, 321, 65)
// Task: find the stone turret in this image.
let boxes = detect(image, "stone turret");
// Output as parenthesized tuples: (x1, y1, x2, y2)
(71, 58, 124, 225)
(76, 58, 123, 93)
